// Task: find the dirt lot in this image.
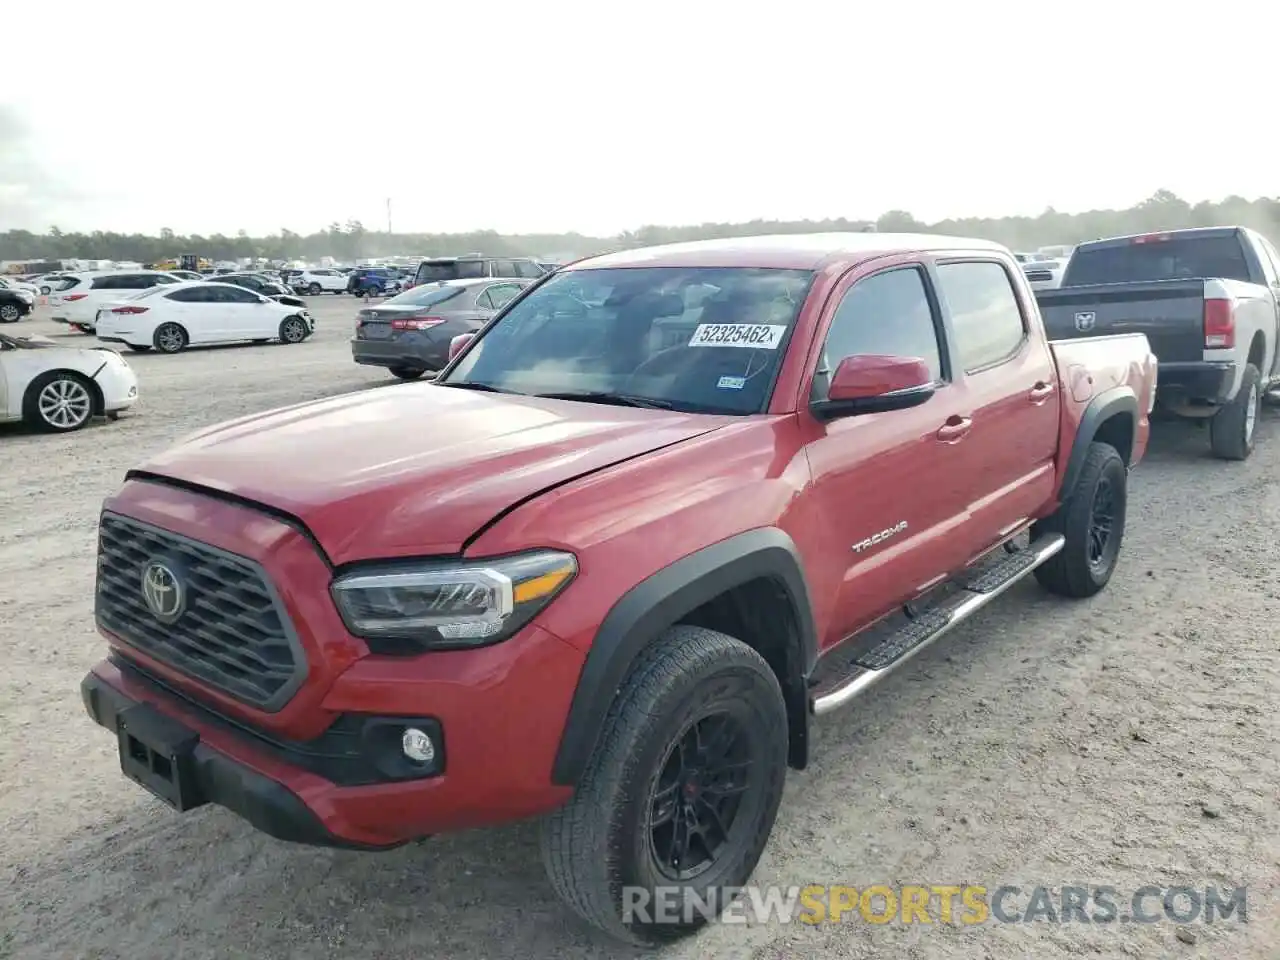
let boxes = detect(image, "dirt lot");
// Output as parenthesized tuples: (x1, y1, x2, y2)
(1, 296, 1277, 959)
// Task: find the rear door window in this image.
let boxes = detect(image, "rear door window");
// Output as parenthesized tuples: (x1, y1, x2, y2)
(455, 259, 487, 279)
(514, 260, 544, 278)
(1065, 235, 1253, 285)
(935, 261, 1027, 373)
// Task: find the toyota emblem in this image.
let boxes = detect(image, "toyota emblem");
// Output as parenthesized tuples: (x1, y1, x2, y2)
(141, 561, 185, 624)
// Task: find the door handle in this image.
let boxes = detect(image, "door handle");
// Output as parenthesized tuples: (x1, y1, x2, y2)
(1029, 381, 1055, 401)
(936, 416, 972, 442)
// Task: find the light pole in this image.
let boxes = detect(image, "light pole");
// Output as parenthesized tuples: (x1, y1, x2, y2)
(386, 198, 392, 236)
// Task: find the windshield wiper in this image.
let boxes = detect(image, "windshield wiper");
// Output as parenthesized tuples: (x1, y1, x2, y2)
(534, 390, 675, 410)
(436, 380, 518, 394)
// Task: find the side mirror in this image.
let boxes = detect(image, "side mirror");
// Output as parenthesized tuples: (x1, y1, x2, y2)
(812, 354, 935, 420)
(448, 332, 475, 361)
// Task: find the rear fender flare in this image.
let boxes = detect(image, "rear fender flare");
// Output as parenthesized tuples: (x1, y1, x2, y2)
(1059, 386, 1137, 500)
(550, 527, 818, 787)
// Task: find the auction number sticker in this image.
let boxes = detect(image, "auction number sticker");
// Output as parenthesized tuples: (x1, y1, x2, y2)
(688, 323, 787, 349)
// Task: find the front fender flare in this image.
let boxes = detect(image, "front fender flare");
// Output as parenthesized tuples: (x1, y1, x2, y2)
(550, 527, 818, 787)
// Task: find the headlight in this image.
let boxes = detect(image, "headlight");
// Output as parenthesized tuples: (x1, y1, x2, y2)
(330, 550, 577, 653)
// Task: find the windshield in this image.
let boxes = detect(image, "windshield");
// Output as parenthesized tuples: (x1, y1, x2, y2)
(441, 266, 815, 414)
(1065, 235, 1252, 285)
(384, 284, 465, 307)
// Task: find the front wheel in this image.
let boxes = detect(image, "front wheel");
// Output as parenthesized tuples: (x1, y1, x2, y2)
(127, 344, 152, 353)
(24, 371, 96, 432)
(71, 323, 93, 334)
(389, 366, 425, 381)
(279, 316, 309, 343)
(307, 283, 322, 296)
(540, 625, 788, 945)
(1033, 441, 1127, 598)
(0, 303, 20, 323)
(1209, 363, 1261, 461)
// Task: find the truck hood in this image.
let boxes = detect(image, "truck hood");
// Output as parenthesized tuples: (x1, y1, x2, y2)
(132, 384, 727, 564)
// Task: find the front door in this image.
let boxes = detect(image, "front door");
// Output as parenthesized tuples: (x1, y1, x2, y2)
(801, 259, 980, 652)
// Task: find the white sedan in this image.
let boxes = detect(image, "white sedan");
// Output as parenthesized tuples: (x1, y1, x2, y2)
(0, 333, 139, 432)
(94, 280, 316, 354)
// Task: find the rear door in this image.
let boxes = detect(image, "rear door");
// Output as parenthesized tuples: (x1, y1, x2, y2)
(933, 258, 1060, 556)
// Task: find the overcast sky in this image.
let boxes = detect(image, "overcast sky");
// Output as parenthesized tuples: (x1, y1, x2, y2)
(2, 0, 1274, 238)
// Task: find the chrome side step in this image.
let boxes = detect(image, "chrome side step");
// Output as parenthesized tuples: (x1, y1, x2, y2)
(810, 533, 1065, 716)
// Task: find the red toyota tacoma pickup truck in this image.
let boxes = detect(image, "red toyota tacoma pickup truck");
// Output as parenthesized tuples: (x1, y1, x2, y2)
(82, 233, 1157, 944)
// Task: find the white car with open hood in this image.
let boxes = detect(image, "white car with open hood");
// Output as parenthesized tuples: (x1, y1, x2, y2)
(0, 332, 139, 432)
(93, 281, 315, 354)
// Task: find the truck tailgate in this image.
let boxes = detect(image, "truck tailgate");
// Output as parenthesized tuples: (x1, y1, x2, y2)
(1035, 280, 1207, 363)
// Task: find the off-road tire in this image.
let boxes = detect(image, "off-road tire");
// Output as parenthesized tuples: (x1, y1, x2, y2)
(540, 625, 788, 946)
(1033, 441, 1127, 598)
(389, 367, 425, 381)
(1209, 363, 1260, 461)
(153, 322, 188, 354)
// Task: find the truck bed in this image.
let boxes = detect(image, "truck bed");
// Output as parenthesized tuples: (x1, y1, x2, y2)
(1048, 331, 1156, 410)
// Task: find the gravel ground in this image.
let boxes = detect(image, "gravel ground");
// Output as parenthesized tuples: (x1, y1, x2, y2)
(1, 297, 1277, 959)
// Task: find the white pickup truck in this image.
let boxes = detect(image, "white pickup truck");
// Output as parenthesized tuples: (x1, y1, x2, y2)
(1035, 226, 1280, 461)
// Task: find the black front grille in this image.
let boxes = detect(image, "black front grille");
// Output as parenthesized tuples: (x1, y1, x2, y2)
(1026, 271, 1054, 282)
(95, 512, 306, 712)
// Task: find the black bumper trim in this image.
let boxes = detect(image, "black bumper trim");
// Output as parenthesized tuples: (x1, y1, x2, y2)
(82, 671, 404, 851)
(1155, 361, 1236, 404)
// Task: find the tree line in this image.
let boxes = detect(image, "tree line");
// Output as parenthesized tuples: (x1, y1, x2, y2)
(4, 191, 1279, 265)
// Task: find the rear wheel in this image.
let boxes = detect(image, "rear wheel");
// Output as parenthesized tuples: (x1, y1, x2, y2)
(1209, 363, 1260, 461)
(279, 316, 308, 343)
(127, 344, 152, 353)
(1033, 441, 1127, 598)
(540, 625, 789, 945)
(153, 322, 188, 354)
(71, 323, 93, 334)
(389, 366, 425, 381)
(24, 371, 96, 432)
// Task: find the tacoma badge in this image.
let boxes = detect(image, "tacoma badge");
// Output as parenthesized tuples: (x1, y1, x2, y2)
(852, 521, 908, 554)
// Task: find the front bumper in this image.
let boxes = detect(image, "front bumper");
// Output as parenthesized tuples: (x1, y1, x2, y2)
(95, 357, 140, 411)
(83, 667, 390, 849)
(82, 617, 581, 847)
(1155, 361, 1236, 407)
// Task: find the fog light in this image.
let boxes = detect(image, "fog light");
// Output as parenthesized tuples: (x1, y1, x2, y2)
(401, 727, 436, 764)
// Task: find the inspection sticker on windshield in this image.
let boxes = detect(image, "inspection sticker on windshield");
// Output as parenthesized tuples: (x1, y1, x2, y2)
(688, 323, 787, 349)
(717, 376, 746, 390)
